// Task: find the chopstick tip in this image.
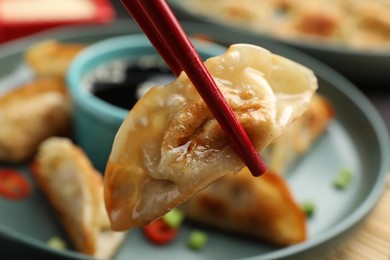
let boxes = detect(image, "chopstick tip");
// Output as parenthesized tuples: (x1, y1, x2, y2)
(247, 155, 267, 177)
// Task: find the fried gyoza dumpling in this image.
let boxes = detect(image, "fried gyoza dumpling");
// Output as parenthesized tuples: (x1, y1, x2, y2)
(34, 137, 127, 259)
(24, 40, 86, 78)
(104, 44, 318, 231)
(180, 168, 307, 246)
(0, 77, 72, 163)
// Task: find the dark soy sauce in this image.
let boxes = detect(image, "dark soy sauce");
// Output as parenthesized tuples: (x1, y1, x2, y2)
(84, 56, 174, 110)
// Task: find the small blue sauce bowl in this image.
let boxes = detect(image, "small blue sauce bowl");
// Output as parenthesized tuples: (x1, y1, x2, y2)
(67, 34, 226, 172)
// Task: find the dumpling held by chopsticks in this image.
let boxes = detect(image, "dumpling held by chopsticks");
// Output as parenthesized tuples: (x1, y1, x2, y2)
(104, 44, 318, 231)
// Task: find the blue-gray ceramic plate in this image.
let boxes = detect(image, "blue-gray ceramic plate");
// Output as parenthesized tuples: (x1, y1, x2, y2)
(0, 21, 389, 260)
(168, 0, 390, 85)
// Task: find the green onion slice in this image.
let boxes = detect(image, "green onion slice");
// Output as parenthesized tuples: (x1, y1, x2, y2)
(301, 200, 315, 217)
(188, 230, 208, 250)
(333, 168, 353, 190)
(47, 236, 67, 250)
(162, 208, 185, 229)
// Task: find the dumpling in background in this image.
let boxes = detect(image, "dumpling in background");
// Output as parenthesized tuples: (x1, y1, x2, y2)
(180, 168, 307, 246)
(33, 137, 127, 259)
(24, 40, 86, 79)
(0, 77, 72, 163)
(0, 40, 87, 163)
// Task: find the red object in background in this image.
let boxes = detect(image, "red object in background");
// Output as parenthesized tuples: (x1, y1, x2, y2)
(143, 219, 178, 245)
(0, 169, 31, 200)
(0, 0, 115, 44)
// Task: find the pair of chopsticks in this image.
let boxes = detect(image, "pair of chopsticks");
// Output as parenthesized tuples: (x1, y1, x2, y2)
(120, 0, 266, 176)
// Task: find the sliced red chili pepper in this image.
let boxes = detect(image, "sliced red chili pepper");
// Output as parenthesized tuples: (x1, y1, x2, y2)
(0, 169, 31, 200)
(143, 219, 178, 245)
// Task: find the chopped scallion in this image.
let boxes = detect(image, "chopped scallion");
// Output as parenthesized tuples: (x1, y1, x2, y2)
(333, 168, 353, 190)
(187, 230, 207, 250)
(162, 208, 185, 229)
(47, 236, 67, 250)
(301, 200, 315, 217)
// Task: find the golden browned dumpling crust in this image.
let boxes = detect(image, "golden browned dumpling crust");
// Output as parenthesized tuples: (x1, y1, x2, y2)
(0, 77, 72, 163)
(180, 168, 307, 246)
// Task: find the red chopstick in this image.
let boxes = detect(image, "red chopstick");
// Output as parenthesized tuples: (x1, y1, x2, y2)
(120, 0, 267, 176)
(120, 1, 182, 76)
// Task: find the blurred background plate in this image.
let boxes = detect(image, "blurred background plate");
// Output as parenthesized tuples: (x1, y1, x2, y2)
(168, 0, 390, 88)
(0, 21, 389, 260)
